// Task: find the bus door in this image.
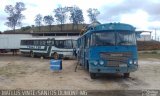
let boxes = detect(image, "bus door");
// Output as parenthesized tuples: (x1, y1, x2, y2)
(84, 36, 90, 70)
(47, 38, 54, 57)
(71, 39, 77, 57)
(78, 38, 84, 66)
(83, 36, 89, 69)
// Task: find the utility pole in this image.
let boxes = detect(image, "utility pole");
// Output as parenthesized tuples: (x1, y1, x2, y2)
(149, 31, 152, 41)
(155, 29, 157, 41)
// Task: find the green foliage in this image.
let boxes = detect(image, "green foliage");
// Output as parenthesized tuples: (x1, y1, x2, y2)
(4, 2, 26, 32)
(87, 8, 100, 22)
(35, 14, 43, 32)
(35, 14, 43, 26)
(43, 15, 54, 31)
(69, 6, 84, 30)
(69, 6, 84, 24)
(151, 51, 158, 54)
(21, 26, 31, 31)
(43, 15, 54, 25)
(54, 7, 68, 24)
(3, 4, 101, 32)
(54, 6, 68, 31)
(139, 52, 160, 59)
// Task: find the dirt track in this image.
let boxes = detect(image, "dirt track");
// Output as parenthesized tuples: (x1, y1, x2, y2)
(0, 55, 160, 90)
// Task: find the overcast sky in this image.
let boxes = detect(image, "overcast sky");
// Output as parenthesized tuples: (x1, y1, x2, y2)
(1, 0, 160, 39)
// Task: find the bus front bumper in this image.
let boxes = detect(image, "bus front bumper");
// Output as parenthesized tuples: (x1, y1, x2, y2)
(89, 65, 138, 73)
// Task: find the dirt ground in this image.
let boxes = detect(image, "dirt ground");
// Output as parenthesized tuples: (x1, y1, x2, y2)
(0, 54, 160, 90)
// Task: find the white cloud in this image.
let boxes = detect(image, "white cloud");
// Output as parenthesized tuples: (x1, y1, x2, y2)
(0, 0, 160, 37)
(120, 10, 149, 30)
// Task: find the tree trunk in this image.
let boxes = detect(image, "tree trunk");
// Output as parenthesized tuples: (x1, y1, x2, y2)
(39, 26, 40, 32)
(13, 26, 15, 33)
(76, 24, 78, 31)
(60, 23, 63, 32)
(72, 23, 74, 30)
(49, 25, 51, 32)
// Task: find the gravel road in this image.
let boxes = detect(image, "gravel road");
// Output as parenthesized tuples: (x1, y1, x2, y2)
(0, 55, 160, 90)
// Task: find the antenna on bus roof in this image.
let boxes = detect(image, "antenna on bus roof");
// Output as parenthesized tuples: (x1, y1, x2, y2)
(80, 21, 101, 35)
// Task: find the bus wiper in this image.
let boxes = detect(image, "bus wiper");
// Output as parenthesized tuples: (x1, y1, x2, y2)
(103, 42, 114, 45)
(118, 41, 130, 45)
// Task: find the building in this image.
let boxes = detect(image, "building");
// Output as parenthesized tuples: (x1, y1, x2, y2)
(137, 34, 152, 41)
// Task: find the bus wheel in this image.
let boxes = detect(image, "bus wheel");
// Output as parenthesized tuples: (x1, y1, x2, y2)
(30, 52, 34, 58)
(87, 61, 89, 71)
(124, 73, 130, 78)
(53, 52, 59, 59)
(90, 73, 96, 79)
(40, 56, 44, 59)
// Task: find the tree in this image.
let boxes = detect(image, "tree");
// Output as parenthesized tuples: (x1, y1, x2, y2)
(21, 26, 31, 32)
(69, 6, 84, 30)
(54, 6, 68, 31)
(43, 15, 54, 31)
(35, 14, 43, 32)
(4, 2, 26, 32)
(87, 8, 100, 22)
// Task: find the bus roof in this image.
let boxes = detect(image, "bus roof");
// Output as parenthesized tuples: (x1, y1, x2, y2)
(21, 37, 79, 41)
(79, 23, 136, 39)
(94, 23, 135, 31)
(20, 38, 54, 40)
(54, 37, 78, 40)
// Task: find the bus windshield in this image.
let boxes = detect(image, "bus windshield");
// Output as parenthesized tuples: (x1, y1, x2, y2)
(92, 32, 115, 46)
(55, 40, 76, 49)
(117, 32, 136, 45)
(91, 32, 136, 46)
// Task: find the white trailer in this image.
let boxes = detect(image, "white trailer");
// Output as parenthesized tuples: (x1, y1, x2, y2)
(0, 34, 32, 54)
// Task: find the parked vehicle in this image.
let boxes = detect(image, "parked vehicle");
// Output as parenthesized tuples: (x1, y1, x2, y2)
(0, 34, 32, 54)
(20, 37, 77, 59)
(77, 23, 138, 79)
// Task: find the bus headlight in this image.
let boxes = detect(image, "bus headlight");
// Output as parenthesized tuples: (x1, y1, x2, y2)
(93, 61, 98, 65)
(99, 60, 104, 65)
(129, 60, 133, 64)
(134, 60, 138, 64)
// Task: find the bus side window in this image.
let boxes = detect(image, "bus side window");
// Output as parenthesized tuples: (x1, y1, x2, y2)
(54, 40, 57, 47)
(81, 38, 85, 48)
(85, 36, 90, 48)
(91, 33, 96, 46)
(39, 40, 42, 45)
(21, 40, 24, 45)
(88, 37, 90, 47)
(82, 38, 85, 48)
(40, 40, 46, 46)
(85, 37, 87, 48)
(46, 40, 51, 45)
(26, 41, 29, 45)
(29, 40, 33, 45)
(34, 40, 39, 45)
(43, 40, 46, 45)
(51, 40, 54, 45)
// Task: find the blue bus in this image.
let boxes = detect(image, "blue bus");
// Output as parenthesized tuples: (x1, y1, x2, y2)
(77, 23, 138, 79)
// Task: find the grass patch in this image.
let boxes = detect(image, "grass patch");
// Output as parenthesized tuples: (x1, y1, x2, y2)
(139, 52, 160, 59)
(0, 64, 28, 77)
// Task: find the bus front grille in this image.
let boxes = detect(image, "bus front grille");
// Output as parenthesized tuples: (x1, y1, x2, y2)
(100, 52, 132, 67)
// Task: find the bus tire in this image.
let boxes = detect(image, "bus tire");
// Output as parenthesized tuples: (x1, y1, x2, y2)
(86, 61, 89, 71)
(40, 56, 44, 59)
(90, 73, 96, 79)
(30, 52, 34, 58)
(53, 52, 59, 59)
(124, 73, 130, 78)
